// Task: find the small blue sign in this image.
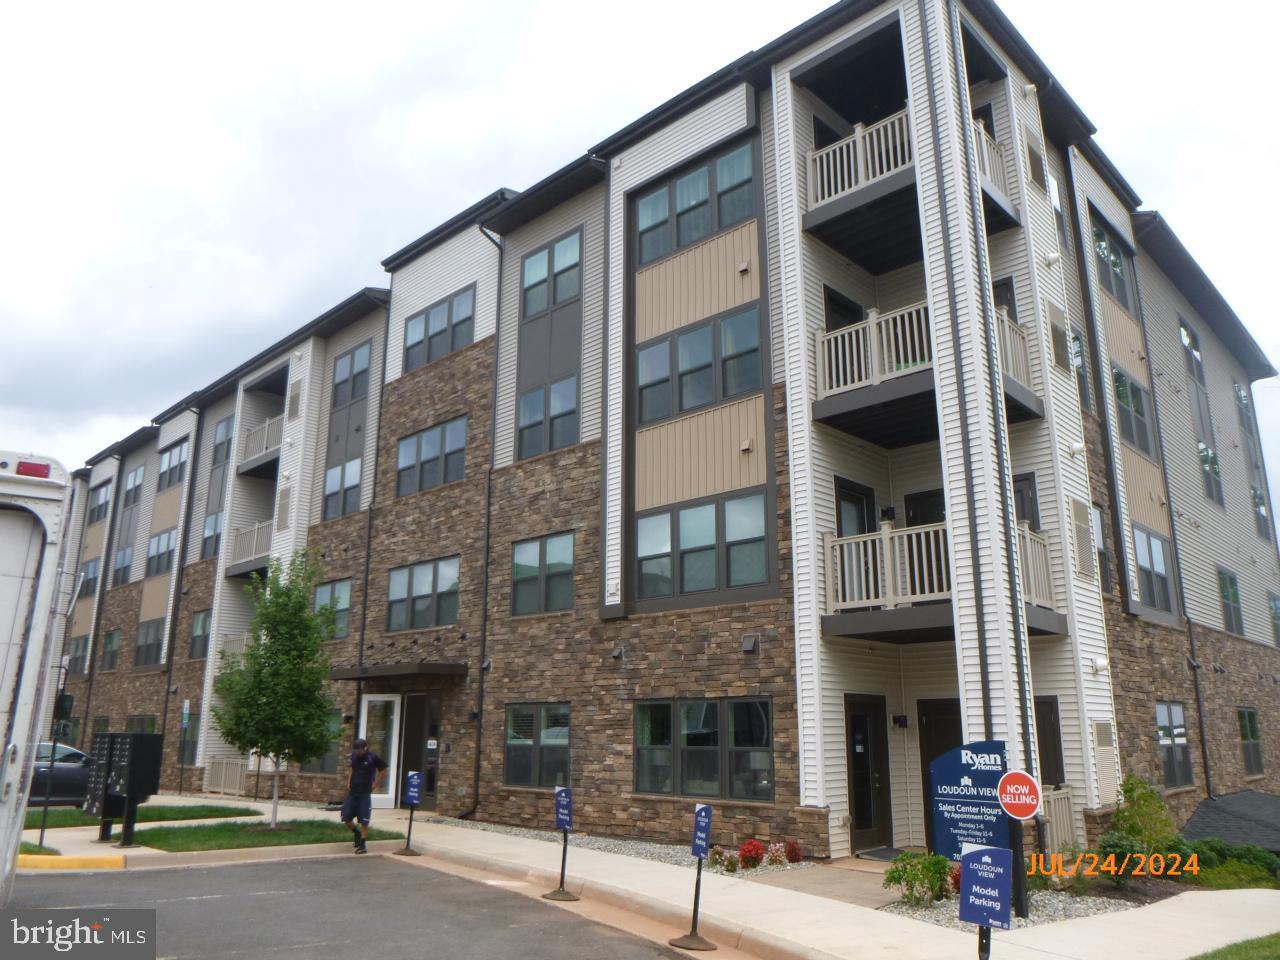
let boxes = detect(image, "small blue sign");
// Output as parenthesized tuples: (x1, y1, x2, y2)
(929, 739, 1010, 861)
(691, 804, 713, 860)
(555, 786, 573, 830)
(405, 770, 422, 807)
(958, 844, 1014, 930)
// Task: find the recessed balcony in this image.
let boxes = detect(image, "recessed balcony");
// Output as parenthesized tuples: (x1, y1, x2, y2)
(226, 519, 272, 578)
(237, 414, 284, 478)
(973, 117, 1019, 233)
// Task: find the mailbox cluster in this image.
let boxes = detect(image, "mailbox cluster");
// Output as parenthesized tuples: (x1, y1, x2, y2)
(83, 732, 164, 846)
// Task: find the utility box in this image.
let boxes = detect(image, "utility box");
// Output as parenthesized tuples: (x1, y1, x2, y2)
(106, 733, 164, 802)
(82, 732, 125, 819)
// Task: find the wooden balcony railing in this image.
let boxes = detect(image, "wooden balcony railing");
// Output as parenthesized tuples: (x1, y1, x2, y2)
(1018, 521, 1053, 610)
(1041, 786, 1075, 852)
(240, 413, 284, 462)
(817, 302, 931, 398)
(810, 108, 913, 209)
(229, 520, 272, 566)
(826, 520, 951, 613)
(973, 118, 1009, 196)
(998, 306, 1032, 389)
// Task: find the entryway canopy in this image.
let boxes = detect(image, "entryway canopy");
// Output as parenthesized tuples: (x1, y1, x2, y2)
(330, 661, 468, 681)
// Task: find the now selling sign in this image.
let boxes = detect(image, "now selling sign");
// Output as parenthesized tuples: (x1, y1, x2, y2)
(997, 770, 1041, 821)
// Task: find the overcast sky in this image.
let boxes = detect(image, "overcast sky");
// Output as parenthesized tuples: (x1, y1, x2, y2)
(3, 0, 1277, 498)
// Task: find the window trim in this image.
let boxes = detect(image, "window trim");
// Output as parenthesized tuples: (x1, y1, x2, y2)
(78, 558, 100, 599)
(1132, 524, 1175, 614)
(1156, 700, 1193, 789)
(397, 415, 468, 496)
(201, 510, 224, 560)
(190, 610, 211, 660)
(87, 482, 112, 525)
(1091, 214, 1136, 314)
(145, 529, 177, 578)
(66, 635, 89, 677)
(511, 532, 575, 616)
(323, 458, 362, 520)
(100, 629, 121, 671)
(386, 557, 461, 632)
(210, 415, 235, 467)
(156, 440, 190, 493)
(632, 697, 775, 802)
(1218, 566, 1245, 636)
(521, 228, 583, 322)
(403, 284, 477, 374)
(517, 376, 579, 461)
(503, 702, 571, 790)
(1112, 364, 1155, 459)
(134, 619, 164, 667)
(331, 340, 373, 410)
(314, 580, 352, 640)
(1238, 707, 1264, 776)
(123, 465, 145, 508)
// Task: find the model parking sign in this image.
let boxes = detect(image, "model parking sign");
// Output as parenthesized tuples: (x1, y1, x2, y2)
(958, 843, 1014, 930)
(406, 770, 422, 807)
(691, 804, 713, 859)
(555, 786, 573, 830)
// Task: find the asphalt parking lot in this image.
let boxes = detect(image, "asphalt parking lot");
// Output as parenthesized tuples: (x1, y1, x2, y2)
(13, 856, 684, 960)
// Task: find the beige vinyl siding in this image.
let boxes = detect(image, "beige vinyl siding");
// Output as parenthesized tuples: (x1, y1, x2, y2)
(1120, 446, 1171, 536)
(1102, 292, 1149, 387)
(150, 485, 182, 535)
(68, 597, 93, 637)
(633, 394, 766, 510)
(761, 91, 786, 385)
(81, 513, 106, 562)
(154, 409, 196, 661)
(139, 575, 169, 623)
(634, 220, 761, 343)
(124, 445, 158, 587)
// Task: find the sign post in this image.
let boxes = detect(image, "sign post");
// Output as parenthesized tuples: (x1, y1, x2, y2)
(958, 843, 1014, 960)
(997, 770, 1041, 920)
(543, 786, 579, 901)
(669, 804, 716, 952)
(395, 770, 422, 857)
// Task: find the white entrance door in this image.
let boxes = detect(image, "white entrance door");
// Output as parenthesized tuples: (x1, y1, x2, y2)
(359, 695, 400, 809)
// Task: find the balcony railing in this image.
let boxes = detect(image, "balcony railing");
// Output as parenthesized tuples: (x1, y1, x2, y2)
(973, 118, 1009, 196)
(1018, 521, 1053, 610)
(810, 108, 913, 209)
(1041, 786, 1075, 852)
(826, 520, 951, 613)
(240, 414, 284, 463)
(998, 306, 1032, 389)
(817, 302, 932, 399)
(229, 520, 272, 566)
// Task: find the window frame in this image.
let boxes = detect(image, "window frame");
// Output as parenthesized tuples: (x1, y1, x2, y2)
(78, 558, 100, 599)
(386, 557, 461, 632)
(100, 629, 120, 671)
(521, 228, 583, 321)
(113, 545, 133, 586)
(323, 457, 362, 520)
(1238, 707, 1263, 776)
(503, 702, 571, 790)
(1132, 525, 1174, 613)
(145, 528, 177, 578)
(331, 340, 373, 409)
(123, 465, 145, 508)
(511, 532, 575, 616)
(1069, 322, 1093, 413)
(1218, 566, 1244, 636)
(632, 697, 774, 802)
(397, 415, 468, 496)
(157, 440, 190, 493)
(1092, 216, 1136, 314)
(314, 579, 352, 639)
(1269, 593, 1280, 645)
(201, 510, 224, 560)
(1156, 700, 1193, 789)
(210, 415, 234, 467)
(87, 482, 112, 525)
(517, 376, 579, 461)
(190, 610, 211, 660)
(300, 709, 344, 774)
(66, 635, 89, 677)
(1112, 365, 1154, 458)
(125, 715, 157, 735)
(134, 619, 164, 667)
(403, 284, 477, 374)
(178, 701, 201, 765)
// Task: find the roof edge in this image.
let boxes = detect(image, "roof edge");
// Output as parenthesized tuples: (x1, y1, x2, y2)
(381, 188, 517, 271)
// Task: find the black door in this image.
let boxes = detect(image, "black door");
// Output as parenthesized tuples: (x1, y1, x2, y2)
(836, 478, 875, 537)
(1013, 473, 1040, 530)
(824, 286, 865, 333)
(992, 277, 1017, 321)
(1035, 696, 1066, 787)
(846, 694, 893, 851)
(917, 698, 964, 853)
(972, 103, 995, 138)
(399, 694, 441, 810)
(904, 489, 946, 526)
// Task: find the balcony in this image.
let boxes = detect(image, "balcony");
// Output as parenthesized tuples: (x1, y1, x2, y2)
(226, 519, 272, 578)
(237, 414, 284, 478)
(997, 306, 1042, 420)
(973, 118, 1018, 233)
(1018, 522, 1053, 610)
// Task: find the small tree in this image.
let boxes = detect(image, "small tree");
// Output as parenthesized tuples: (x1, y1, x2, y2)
(213, 552, 335, 827)
(1110, 774, 1176, 854)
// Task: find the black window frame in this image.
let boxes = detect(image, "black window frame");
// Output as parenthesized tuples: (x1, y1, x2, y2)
(66, 635, 89, 677)
(123, 465, 145, 508)
(156, 439, 189, 492)
(315, 579, 352, 639)
(517, 376, 579, 461)
(1092, 217, 1135, 313)
(87, 482, 112, 525)
(503, 702, 571, 789)
(397, 415, 468, 496)
(1156, 700, 1193, 789)
(190, 610, 211, 660)
(100, 629, 120, 670)
(178, 702, 200, 765)
(1238, 707, 1263, 776)
(323, 457, 362, 520)
(78, 558, 100, 599)
(633, 697, 774, 802)
(404, 285, 476, 374)
(1133, 525, 1173, 613)
(145, 528, 177, 578)
(331, 341, 372, 409)
(125, 715, 157, 735)
(1112, 365, 1154, 457)
(1091, 504, 1112, 593)
(113, 545, 132, 586)
(386, 557, 460, 632)
(1218, 566, 1244, 635)
(1069, 322, 1093, 413)
(521, 229, 582, 321)
(201, 510, 223, 560)
(210, 415, 234, 467)
(511, 532, 575, 616)
(134, 619, 164, 667)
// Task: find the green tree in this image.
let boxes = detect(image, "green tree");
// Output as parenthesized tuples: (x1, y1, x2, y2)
(213, 553, 335, 827)
(1110, 774, 1176, 854)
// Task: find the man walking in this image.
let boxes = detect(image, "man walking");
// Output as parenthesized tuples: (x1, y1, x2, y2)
(341, 737, 388, 853)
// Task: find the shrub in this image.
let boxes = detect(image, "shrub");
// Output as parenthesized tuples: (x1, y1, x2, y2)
(1110, 775, 1176, 854)
(1222, 844, 1280, 878)
(950, 863, 963, 894)
(883, 851, 953, 906)
(784, 840, 804, 863)
(1161, 835, 1194, 862)
(739, 839, 767, 869)
(1190, 860, 1280, 891)
(765, 842, 788, 867)
(721, 851, 740, 874)
(1054, 844, 1091, 896)
(708, 845, 726, 869)
(1189, 838, 1231, 870)
(1098, 830, 1145, 888)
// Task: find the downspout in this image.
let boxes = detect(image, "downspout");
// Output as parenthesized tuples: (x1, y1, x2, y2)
(79, 454, 126, 735)
(160, 409, 204, 741)
(460, 223, 503, 820)
(918, 0, 992, 738)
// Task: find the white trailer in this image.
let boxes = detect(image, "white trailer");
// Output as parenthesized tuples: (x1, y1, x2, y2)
(0, 452, 71, 905)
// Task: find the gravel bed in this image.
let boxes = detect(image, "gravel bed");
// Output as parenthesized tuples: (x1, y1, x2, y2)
(881, 889, 1133, 930)
(427, 815, 811, 876)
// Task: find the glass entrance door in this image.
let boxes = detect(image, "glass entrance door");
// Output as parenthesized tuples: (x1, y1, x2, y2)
(359, 695, 400, 809)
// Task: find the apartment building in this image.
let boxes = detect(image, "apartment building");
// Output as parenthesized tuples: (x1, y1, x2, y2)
(47, 0, 1279, 858)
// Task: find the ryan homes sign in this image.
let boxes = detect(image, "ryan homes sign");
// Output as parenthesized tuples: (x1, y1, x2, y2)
(928, 740, 1010, 861)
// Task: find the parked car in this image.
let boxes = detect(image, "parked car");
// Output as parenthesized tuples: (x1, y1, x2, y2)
(28, 742, 92, 806)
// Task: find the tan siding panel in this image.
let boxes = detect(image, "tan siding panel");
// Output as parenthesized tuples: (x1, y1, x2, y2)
(1101, 291, 1148, 386)
(634, 394, 766, 510)
(635, 220, 760, 343)
(81, 520, 105, 563)
(69, 597, 93, 637)
(1121, 445, 1171, 535)
(140, 575, 170, 622)
(150, 486, 182, 534)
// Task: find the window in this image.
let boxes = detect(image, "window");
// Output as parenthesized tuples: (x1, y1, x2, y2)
(87, 482, 111, 524)
(62, 717, 82, 747)
(1156, 701, 1193, 788)
(211, 416, 234, 467)
(634, 699, 773, 801)
(1238, 708, 1263, 776)
(636, 492, 767, 600)
(145, 529, 177, 577)
(78, 558, 100, 599)
(504, 703, 570, 788)
(1179, 319, 1205, 385)
(332, 342, 371, 408)
(1198, 442, 1224, 505)
(113, 546, 133, 586)
(315, 580, 352, 639)
(1252, 488, 1271, 542)
(301, 710, 343, 774)
(635, 141, 754, 266)
(398, 416, 467, 495)
(1069, 323, 1093, 412)
(179, 703, 200, 765)
(1047, 302, 1071, 372)
(135, 619, 164, 666)
(123, 466, 145, 508)
(1047, 172, 1069, 250)
(1271, 594, 1280, 644)
(1091, 504, 1111, 592)
(523, 232, 581, 319)
(1235, 382, 1254, 434)
(404, 286, 475, 373)
(1093, 219, 1134, 312)
(1113, 366, 1153, 456)
(201, 510, 223, 560)
(126, 715, 157, 735)
(67, 636, 89, 677)
(512, 533, 574, 615)
(517, 377, 578, 460)
(157, 440, 189, 492)
(190, 610, 211, 659)
(1025, 141, 1047, 191)
(100, 630, 120, 670)
(635, 307, 762, 426)
(1219, 567, 1244, 635)
(92, 717, 109, 738)
(1133, 526, 1173, 612)
(387, 558, 460, 631)
(323, 458, 361, 520)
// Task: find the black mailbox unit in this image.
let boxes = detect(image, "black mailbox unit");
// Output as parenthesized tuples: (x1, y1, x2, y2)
(107, 733, 164, 800)
(82, 732, 125, 820)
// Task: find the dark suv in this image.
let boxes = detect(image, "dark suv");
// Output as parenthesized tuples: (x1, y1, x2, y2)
(29, 742, 92, 805)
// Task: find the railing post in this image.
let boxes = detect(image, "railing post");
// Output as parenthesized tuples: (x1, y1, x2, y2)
(823, 532, 836, 615)
(879, 520, 896, 608)
(814, 328, 827, 399)
(852, 122, 865, 185)
(1017, 520, 1032, 607)
(865, 308, 881, 385)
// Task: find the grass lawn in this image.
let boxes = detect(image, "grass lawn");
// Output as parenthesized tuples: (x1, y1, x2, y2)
(19, 842, 59, 855)
(25, 804, 262, 830)
(132, 819, 402, 852)
(1191, 934, 1280, 959)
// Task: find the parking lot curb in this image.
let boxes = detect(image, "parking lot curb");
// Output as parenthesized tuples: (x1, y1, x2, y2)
(18, 854, 125, 870)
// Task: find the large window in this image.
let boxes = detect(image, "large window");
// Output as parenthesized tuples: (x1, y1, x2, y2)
(634, 698, 773, 801)
(100, 630, 120, 670)
(323, 458, 362, 520)
(113, 546, 133, 586)
(504, 703, 570, 788)
(190, 610, 211, 660)
(135, 619, 163, 666)
(301, 710, 343, 774)
(1253, 488, 1272, 542)
(201, 511, 223, 560)
(87, 482, 111, 524)
(517, 377, 578, 460)
(157, 440, 189, 492)
(78, 559, 100, 599)
(1092, 219, 1134, 313)
(1239, 708, 1263, 776)
(1069, 323, 1093, 413)
(1219, 567, 1244, 635)
(332, 342, 371, 408)
(123, 465, 144, 508)
(1091, 504, 1111, 592)
(1179, 319, 1206, 385)
(635, 306, 762, 426)
(1156, 701, 1192, 789)
(405, 286, 475, 373)
(179, 702, 200, 765)
(315, 580, 352, 638)
(636, 492, 767, 600)
(1133, 526, 1173, 612)
(523, 232, 580, 319)
(145, 529, 177, 577)
(398, 416, 467, 495)
(1113, 366, 1153, 457)
(387, 558, 460, 631)
(635, 141, 754, 267)
(211, 415, 234, 467)
(126, 715, 157, 735)
(1182, 321, 1223, 504)
(512, 533, 574, 615)
(67, 636, 89, 677)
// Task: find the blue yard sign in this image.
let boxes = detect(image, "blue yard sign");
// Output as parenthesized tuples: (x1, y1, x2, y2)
(958, 844, 1014, 930)
(929, 740, 1010, 861)
(691, 804, 713, 860)
(555, 786, 573, 830)
(405, 770, 422, 808)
